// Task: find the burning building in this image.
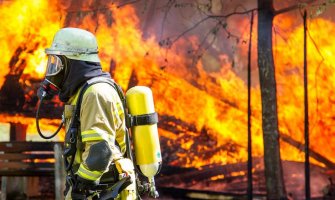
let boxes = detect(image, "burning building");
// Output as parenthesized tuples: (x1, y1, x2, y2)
(0, 0, 335, 199)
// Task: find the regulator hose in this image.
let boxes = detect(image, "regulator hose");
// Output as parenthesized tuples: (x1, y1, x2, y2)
(36, 91, 64, 139)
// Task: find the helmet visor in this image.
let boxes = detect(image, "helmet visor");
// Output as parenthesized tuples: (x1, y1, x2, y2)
(46, 55, 63, 76)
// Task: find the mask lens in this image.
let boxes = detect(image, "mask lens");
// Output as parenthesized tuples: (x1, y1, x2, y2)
(46, 55, 63, 76)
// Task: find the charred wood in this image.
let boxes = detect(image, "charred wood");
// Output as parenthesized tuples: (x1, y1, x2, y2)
(154, 186, 266, 200)
(156, 160, 330, 198)
(280, 134, 335, 169)
(323, 178, 335, 199)
(127, 69, 139, 90)
(159, 114, 335, 171)
(157, 159, 262, 185)
(0, 45, 28, 111)
(109, 59, 116, 77)
(159, 114, 243, 166)
(0, 75, 25, 111)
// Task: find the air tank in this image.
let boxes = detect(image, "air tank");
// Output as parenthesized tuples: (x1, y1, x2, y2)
(126, 86, 162, 198)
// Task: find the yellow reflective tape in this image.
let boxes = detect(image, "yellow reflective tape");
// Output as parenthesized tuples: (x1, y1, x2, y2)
(115, 130, 126, 154)
(82, 136, 103, 142)
(77, 164, 102, 181)
(82, 129, 97, 135)
(116, 103, 124, 114)
(81, 130, 112, 142)
(116, 103, 125, 121)
(117, 140, 125, 147)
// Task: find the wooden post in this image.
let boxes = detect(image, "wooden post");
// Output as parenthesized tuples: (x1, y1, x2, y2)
(3, 123, 28, 199)
(9, 122, 27, 141)
(54, 143, 65, 200)
(1, 176, 7, 200)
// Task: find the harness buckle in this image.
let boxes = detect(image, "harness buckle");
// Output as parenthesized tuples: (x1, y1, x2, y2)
(66, 175, 74, 186)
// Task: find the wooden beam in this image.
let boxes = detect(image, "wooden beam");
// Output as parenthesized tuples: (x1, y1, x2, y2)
(0, 162, 54, 169)
(0, 153, 54, 160)
(0, 141, 62, 152)
(54, 143, 65, 200)
(0, 170, 54, 177)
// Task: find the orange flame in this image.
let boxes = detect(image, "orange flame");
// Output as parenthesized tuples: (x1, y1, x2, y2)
(274, 15, 335, 165)
(0, 0, 64, 86)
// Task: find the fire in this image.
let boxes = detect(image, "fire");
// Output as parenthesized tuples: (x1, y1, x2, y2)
(0, 0, 334, 171)
(274, 15, 335, 165)
(0, 114, 64, 141)
(0, 0, 64, 86)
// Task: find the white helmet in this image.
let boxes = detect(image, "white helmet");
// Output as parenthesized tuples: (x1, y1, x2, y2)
(45, 27, 100, 63)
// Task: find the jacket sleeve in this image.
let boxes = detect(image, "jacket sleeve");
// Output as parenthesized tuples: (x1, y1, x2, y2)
(76, 83, 125, 181)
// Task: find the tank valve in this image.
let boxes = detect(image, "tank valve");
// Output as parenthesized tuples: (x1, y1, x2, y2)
(149, 177, 159, 198)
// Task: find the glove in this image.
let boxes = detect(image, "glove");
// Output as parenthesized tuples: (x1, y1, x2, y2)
(114, 158, 136, 191)
(115, 158, 135, 176)
(71, 175, 98, 200)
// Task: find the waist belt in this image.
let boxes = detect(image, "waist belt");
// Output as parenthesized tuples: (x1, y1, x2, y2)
(66, 164, 119, 187)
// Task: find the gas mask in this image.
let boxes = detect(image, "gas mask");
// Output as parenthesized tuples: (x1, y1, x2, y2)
(37, 55, 66, 100)
(36, 54, 66, 139)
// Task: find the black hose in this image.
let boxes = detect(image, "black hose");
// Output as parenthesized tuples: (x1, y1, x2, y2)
(36, 91, 64, 139)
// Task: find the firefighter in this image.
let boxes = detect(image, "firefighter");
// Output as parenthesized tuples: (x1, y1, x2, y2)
(38, 27, 137, 200)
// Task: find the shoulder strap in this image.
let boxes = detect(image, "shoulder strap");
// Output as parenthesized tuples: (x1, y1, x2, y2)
(65, 77, 134, 167)
(64, 77, 125, 171)
(73, 77, 119, 123)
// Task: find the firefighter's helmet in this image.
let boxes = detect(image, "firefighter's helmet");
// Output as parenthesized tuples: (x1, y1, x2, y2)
(45, 27, 100, 63)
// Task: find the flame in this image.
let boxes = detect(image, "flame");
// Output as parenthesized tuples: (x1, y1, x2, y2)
(0, 1, 334, 171)
(0, 114, 64, 141)
(274, 15, 335, 165)
(0, 0, 64, 86)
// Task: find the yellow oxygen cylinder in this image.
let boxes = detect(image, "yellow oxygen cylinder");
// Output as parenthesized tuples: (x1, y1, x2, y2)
(126, 86, 161, 197)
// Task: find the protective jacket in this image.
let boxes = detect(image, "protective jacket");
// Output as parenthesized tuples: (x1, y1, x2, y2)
(64, 80, 136, 200)
(39, 27, 138, 199)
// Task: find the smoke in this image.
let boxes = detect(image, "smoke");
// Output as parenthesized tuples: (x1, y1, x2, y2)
(124, 0, 261, 97)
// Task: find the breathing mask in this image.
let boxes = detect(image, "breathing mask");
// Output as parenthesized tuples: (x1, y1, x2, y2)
(37, 55, 66, 100)
(36, 54, 66, 139)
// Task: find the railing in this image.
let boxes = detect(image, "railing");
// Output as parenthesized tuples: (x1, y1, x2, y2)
(0, 141, 65, 200)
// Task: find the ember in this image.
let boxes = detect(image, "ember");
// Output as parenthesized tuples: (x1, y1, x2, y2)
(0, 0, 334, 199)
